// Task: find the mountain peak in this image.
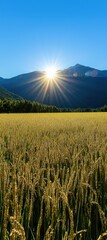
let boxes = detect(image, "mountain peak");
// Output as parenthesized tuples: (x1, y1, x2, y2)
(63, 64, 105, 77)
(74, 63, 82, 67)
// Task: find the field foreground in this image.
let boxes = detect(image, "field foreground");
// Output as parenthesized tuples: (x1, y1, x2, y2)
(0, 113, 107, 240)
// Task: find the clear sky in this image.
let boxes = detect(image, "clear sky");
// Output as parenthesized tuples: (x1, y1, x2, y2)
(0, 0, 107, 77)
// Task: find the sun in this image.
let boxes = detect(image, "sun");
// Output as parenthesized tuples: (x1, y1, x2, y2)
(45, 66, 57, 81)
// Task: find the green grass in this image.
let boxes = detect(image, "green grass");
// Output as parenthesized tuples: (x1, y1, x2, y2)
(0, 113, 107, 240)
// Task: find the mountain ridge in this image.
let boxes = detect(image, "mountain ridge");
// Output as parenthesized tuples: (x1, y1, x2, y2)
(1, 64, 107, 79)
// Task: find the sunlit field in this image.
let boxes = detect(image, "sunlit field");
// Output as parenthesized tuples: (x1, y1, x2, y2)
(0, 113, 107, 240)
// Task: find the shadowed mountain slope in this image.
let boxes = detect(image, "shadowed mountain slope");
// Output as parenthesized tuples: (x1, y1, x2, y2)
(0, 86, 23, 100)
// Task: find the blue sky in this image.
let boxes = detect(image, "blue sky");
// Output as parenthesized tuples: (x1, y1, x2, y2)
(0, 0, 107, 77)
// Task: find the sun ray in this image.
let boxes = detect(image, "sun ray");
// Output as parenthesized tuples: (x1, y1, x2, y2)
(20, 62, 79, 106)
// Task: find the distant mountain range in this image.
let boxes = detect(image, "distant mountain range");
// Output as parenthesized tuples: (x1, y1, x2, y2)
(0, 64, 107, 108)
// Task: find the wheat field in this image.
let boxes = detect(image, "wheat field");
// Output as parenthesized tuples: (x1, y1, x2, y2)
(0, 113, 107, 240)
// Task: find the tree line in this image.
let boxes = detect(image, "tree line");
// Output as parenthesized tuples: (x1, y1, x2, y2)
(0, 98, 107, 113)
(0, 99, 59, 113)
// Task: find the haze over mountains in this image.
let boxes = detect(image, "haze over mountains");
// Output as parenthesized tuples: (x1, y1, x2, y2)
(0, 64, 107, 108)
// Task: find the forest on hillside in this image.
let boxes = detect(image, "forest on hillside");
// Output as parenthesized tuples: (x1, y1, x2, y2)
(0, 99, 107, 113)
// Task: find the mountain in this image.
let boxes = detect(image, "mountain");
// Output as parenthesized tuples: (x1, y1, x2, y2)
(0, 64, 107, 108)
(0, 86, 23, 100)
(62, 64, 107, 77)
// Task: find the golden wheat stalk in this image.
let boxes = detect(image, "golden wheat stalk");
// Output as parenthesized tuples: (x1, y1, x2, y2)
(74, 229, 87, 239)
(10, 216, 26, 240)
(97, 231, 107, 240)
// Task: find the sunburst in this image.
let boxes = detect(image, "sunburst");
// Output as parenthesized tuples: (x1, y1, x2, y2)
(45, 66, 57, 81)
